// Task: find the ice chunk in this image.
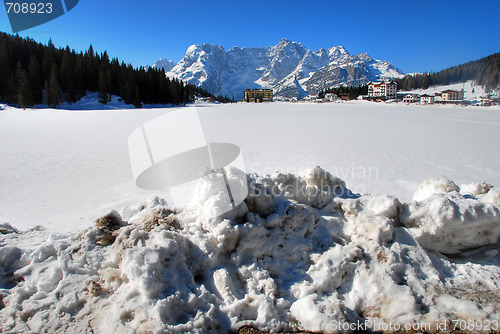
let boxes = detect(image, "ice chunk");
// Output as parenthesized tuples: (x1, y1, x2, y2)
(412, 175, 460, 202)
(402, 192, 500, 254)
(460, 181, 493, 196)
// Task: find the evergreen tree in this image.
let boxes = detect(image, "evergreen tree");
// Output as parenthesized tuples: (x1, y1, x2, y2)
(0, 39, 13, 101)
(46, 64, 62, 108)
(60, 50, 77, 102)
(98, 64, 111, 103)
(27, 54, 43, 104)
(15, 61, 33, 108)
(132, 85, 142, 108)
(73, 57, 86, 100)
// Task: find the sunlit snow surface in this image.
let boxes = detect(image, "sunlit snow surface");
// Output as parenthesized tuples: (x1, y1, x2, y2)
(1, 100, 500, 333)
(1, 100, 499, 232)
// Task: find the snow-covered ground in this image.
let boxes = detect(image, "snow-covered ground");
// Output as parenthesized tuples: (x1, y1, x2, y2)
(1, 101, 499, 232)
(1, 101, 500, 333)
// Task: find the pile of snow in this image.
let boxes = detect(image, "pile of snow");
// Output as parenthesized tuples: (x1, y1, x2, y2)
(1, 167, 499, 333)
(403, 176, 500, 254)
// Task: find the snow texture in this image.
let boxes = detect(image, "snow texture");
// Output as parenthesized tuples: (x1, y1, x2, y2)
(1, 167, 499, 333)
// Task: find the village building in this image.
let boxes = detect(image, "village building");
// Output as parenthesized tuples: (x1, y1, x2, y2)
(244, 89, 273, 102)
(479, 96, 493, 106)
(441, 90, 464, 101)
(395, 92, 407, 101)
(367, 81, 397, 99)
(324, 93, 338, 102)
(420, 94, 435, 104)
(304, 95, 319, 102)
(403, 93, 420, 103)
(338, 93, 350, 101)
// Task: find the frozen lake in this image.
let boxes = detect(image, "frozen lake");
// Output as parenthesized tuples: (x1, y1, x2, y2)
(1, 101, 499, 232)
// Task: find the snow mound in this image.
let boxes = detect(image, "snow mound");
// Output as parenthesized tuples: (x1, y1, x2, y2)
(1, 167, 500, 333)
(461, 181, 494, 197)
(412, 175, 460, 202)
(403, 177, 500, 254)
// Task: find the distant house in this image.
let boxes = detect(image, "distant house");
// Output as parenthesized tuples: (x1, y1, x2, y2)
(396, 92, 407, 101)
(339, 93, 350, 101)
(490, 95, 500, 105)
(367, 81, 397, 99)
(479, 96, 492, 106)
(244, 89, 273, 102)
(324, 93, 338, 102)
(304, 95, 319, 102)
(441, 90, 464, 101)
(420, 94, 435, 104)
(403, 93, 419, 103)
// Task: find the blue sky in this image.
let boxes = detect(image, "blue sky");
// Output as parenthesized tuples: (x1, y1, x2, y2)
(1, 0, 499, 74)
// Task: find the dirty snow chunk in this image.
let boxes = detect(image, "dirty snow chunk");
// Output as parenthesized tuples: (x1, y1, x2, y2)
(412, 175, 460, 202)
(401, 193, 500, 254)
(347, 266, 418, 324)
(243, 166, 351, 217)
(0, 224, 18, 234)
(301, 166, 348, 208)
(360, 194, 401, 219)
(335, 194, 399, 244)
(460, 181, 493, 196)
(292, 244, 362, 298)
(290, 294, 348, 332)
(95, 210, 124, 231)
(436, 295, 488, 320)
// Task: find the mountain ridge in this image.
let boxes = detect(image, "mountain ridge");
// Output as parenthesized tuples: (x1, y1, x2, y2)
(161, 38, 405, 99)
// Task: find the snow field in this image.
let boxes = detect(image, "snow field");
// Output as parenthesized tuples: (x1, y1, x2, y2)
(1, 101, 499, 232)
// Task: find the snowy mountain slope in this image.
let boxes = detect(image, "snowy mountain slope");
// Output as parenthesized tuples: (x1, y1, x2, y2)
(151, 58, 176, 72)
(170, 44, 228, 95)
(164, 39, 404, 99)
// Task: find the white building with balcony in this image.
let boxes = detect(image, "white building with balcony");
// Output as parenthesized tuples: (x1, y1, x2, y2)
(367, 81, 397, 99)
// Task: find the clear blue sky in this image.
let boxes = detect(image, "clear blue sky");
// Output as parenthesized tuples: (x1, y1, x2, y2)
(1, 0, 499, 74)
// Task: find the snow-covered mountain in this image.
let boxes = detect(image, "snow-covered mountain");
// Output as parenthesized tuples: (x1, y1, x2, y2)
(151, 58, 176, 72)
(162, 38, 405, 99)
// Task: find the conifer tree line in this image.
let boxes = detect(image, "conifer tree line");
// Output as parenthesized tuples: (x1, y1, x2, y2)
(395, 51, 500, 92)
(0, 32, 218, 108)
(318, 85, 368, 100)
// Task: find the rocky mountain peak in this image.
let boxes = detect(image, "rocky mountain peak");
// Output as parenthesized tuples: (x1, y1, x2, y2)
(164, 39, 404, 99)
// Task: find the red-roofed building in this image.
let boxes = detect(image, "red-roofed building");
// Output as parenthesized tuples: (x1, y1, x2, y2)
(367, 81, 397, 99)
(441, 90, 464, 101)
